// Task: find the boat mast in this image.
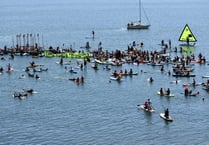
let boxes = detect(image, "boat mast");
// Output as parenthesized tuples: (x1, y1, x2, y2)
(139, 0, 141, 23)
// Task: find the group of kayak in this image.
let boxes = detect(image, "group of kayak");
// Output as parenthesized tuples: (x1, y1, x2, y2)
(138, 99, 173, 121)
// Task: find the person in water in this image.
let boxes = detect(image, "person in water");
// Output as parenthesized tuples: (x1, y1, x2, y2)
(164, 108, 169, 118)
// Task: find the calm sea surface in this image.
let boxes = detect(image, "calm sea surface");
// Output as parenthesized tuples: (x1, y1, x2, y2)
(1, 0, 209, 144)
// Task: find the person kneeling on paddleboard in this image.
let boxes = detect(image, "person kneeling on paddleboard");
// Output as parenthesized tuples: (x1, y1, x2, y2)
(144, 101, 149, 109)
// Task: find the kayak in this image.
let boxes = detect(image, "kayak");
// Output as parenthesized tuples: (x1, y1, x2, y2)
(157, 91, 175, 97)
(160, 113, 173, 121)
(138, 104, 155, 113)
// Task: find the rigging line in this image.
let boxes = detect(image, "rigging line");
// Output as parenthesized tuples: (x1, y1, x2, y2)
(141, 4, 151, 25)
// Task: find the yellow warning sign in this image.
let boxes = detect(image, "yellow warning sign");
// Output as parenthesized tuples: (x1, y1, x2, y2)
(179, 24, 197, 42)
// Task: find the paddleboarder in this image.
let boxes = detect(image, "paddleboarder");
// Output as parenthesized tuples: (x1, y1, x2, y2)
(164, 108, 169, 118)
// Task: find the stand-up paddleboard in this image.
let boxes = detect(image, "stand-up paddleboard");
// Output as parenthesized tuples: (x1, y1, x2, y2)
(138, 104, 155, 113)
(202, 75, 209, 78)
(183, 82, 202, 87)
(170, 80, 181, 84)
(55, 61, 71, 65)
(160, 113, 173, 121)
(110, 77, 122, 82)
(85, 36, 96, 39)
(157, 91, 175, 97)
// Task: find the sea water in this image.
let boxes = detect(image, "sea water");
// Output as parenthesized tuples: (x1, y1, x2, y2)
(1, 0, 209, 144)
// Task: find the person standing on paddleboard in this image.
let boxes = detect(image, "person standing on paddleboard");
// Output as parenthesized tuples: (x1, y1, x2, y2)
(164, 108, 169, 118)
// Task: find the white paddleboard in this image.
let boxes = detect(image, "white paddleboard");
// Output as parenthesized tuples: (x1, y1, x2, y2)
(138, 104, 155, 113)
(157, 92, 175, 97)
(160, 113, 173, 121)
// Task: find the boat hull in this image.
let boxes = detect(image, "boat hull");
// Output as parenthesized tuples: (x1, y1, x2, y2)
(127, 24, 150, 29)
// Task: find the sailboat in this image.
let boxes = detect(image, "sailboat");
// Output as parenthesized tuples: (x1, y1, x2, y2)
(127, 0, 150, 30)
(179, 24, 197, 46)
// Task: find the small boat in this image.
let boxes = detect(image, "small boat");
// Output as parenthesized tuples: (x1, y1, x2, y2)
(160, 113, 173, 122)
(138, 104, 155, 113)
(157, 92, 175, 97)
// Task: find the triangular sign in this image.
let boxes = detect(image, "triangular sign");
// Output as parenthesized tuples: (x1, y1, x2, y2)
(179, 24, 197, 42)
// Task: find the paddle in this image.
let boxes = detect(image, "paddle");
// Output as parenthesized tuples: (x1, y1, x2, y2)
(161, 105, 166, 111)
